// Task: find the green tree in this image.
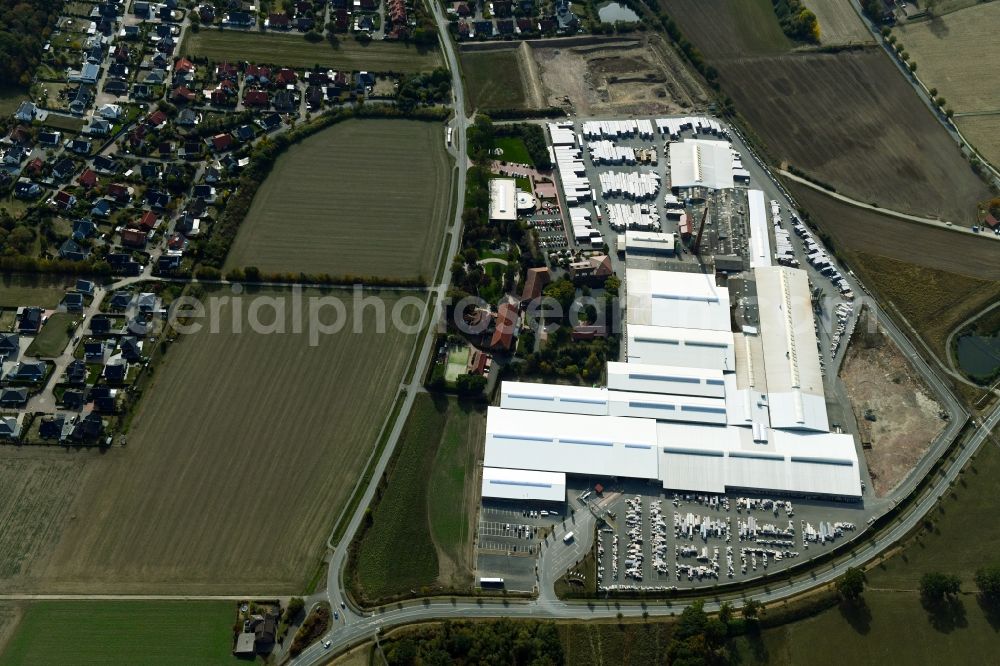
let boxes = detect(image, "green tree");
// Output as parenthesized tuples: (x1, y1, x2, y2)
(920, 572, 961, 604)
(975, 565, 1000, 601)
(742, 599, 763, 622)
(543, 278, 576, 314)
(837, 567, 866, 601)
(604, 275, 621, 296)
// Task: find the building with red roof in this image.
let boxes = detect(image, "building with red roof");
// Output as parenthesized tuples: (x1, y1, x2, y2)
(490, 302, 519, 351)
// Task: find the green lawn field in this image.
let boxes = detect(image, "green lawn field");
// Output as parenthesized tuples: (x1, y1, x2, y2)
(460, 49, 529, 113)
(25, 313, 76, 358)
(495, 136, 534, 166)
(0, 601, 235, 665)
(182, 30, 440, 73)
(0, 276, 73, 308)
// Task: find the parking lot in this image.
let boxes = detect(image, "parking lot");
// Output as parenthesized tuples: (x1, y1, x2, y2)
(589, 480, 868, 591)
(474, 499, 570, 592)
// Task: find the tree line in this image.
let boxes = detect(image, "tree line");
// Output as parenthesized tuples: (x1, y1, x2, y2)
(0, 0, 61, 86)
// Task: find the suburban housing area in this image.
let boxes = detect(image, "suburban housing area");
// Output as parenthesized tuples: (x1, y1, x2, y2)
(0, 0, 999, 663)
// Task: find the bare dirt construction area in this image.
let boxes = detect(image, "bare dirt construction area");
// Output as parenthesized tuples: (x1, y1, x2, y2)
(721, 48, 990, 222)
(10, 287, 422, 594)
(840, 310, 945, 496)
(531, 34, 709, 116)
(802, 0, 873, 45)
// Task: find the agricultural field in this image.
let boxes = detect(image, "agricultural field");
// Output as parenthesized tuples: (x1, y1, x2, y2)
(25, 312, 76, 358)
(558, 621, 673, 665)
(12, 287, 422, 594)
(722, 48, 989, 222)
(182, 30, 441, 73)
(660, 0, 792, 58)
(801, 0, 873, 45)
(896, 3, 1000, 114)
(786, 182, 1000, 277)
(0, 452, 96, 588)
(351, 394, 484, 602)
(0, 275, 76, 308)
(225, 119, 451, 281)
(957, 115, 1000, 171)
(461, 48, 530, 113)
(0, 604, 19, 657)
(0, 601, 234, 665)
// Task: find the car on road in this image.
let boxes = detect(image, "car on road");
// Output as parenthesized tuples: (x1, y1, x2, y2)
(322, 640, 332, 649)
(340, 601, 346, 609)
(334, 611, 339, 620)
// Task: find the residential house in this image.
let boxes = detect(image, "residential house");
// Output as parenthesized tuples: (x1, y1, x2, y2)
(73, 218, 97, 240)
(0, 388, 28, 407)
(76, 279, 95, 296)
(146, 190, 170, 209)
(568, 254, 612, 284)
(54, 190, 78, 210)
(108, 291, 132, 311)
(78, 169, 99, 189)
(107, 183, 132, 204)
(146, 109, 167, 128)
(93, 154, 118, 173)
(90, 198, 113, 218)
(0, 333, 18, 360)
(120, 227, 148, 248)
(7, 360, 47, 383)
(177, 108, 200, 127)
(138, 210, 159, 231)
(244, 89, 270, 108)
(14, 101, 38, 122)
(210, 133, 233, 152)
(69, 138, 93, 155)
(0, 415, 21, 440)
(171, 85, 196, 103)
(223, 11, 255, 27)
(59, 238, 90, 261)
(13, 180, 42, 200)
(258, 113, 282, 132)
(520, 267, 551, 303)
(62, 292, 84, 313)
(234, 124, 255, 142)
(62, 389, 85, 411)
(120, 336, 142, 362)
(39, 130, 62, 147)
(104, 358, 128, 384)
(104, 77, 128, 95)
(66, 358, 88, 385)
(24, 157, 45, 177)
(52, 158, 76, 181)
(266, 13, 291, 29)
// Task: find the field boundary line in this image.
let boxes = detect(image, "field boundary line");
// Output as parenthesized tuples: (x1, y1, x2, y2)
(778, 169, 999, 238)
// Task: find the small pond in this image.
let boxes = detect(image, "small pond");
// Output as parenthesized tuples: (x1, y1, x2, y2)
(956, 333, 1000, 382)
(598, 1, 640, 23)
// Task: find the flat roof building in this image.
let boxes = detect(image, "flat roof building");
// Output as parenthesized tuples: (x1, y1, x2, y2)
(482, 467, 567, 502)
(669, 139, 735, 191)
(489, 178, 517, 222)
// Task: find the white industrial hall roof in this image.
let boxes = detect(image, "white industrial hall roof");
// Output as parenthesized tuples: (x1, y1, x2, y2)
(747, 189, 773, 269)
(489, 178, 516, 222)
(480, 252, 860, 499)
(481, 467, 567, 502)
(668, 139, 735, 191)
(626, 268, 731, 331)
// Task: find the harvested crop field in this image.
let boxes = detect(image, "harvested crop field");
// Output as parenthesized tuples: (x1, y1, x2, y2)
(839, 310, 945, 496)
(661, 0, 792, 57)
(532, 34, 709, 116)
(786, 182, 1000, 280)
(182, 30, 441, 73)
(460, 47, 534, 113)
(802, 0, 872, 45)
(721, 48, 989, 222)
(226, 119, 451, 281)
(895, 3, 1000, 114)
(1, 601, 234, 665)
(957, 115, 1000, 169)
(0, 452, 96, 589)
(17, 287, 423, 594)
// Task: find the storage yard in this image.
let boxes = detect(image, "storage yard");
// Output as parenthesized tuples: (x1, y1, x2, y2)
(225, 119, 452, 281)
